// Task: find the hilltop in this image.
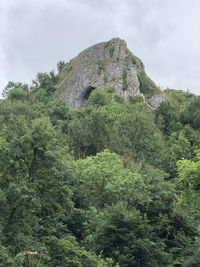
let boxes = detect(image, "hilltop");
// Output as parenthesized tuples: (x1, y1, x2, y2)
(56, 37, 164, 109)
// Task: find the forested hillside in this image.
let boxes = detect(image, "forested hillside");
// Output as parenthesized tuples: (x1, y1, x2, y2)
(0, 68, 200, 266)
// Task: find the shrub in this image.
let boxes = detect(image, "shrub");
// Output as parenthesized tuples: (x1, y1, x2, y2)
(106, 87, 115, 93)
(66, 65, 72, 72)
(97, 60, 104, 74)
(104, 75, 108, 83)
(45, 236, 113, 267)
(57, 61, 66, 72)
(7, 88, 27, 101)
(122, 70, 128, 91)
(104, 41, 110, 48)
(109, 46, 115, 57)
(129, 95, 144, 104)
(86, 88, 111, 107)
(114, 95, 124, 103)
(132, 56, 136, 64)
(138, 71, 160, 96)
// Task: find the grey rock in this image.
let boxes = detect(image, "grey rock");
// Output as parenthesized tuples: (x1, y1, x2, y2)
(144, 93, 165, 110)
(56, 37, 164, 109)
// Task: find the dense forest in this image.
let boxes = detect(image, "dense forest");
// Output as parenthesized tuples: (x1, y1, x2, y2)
(0, 64, 200, 266)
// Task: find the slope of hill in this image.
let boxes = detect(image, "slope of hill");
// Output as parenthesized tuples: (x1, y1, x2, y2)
(0, 39, 200, 266)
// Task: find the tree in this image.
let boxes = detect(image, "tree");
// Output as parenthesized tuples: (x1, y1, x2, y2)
(32, 72, 57, 96)
(68, 108, 109, 158)
(7, 88, 28, 101)
(57, 60, 66, 72)
(177, 152, 200, 222)
(92, 203, 170, 266)
(165, 131, 192, 177)
(74, 150, 150, 210)
(0, 115, 73, 260)
(155, 101, 181, 135)
(180, 96, 200, 129)
(86, 88, 112, 107)
(45, 235, 114, 267)
(2, 81, 29, 97)
(109, 102, 164, 166)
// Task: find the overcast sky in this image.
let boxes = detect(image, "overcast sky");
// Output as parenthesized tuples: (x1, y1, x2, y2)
(0, 0, 200, 97)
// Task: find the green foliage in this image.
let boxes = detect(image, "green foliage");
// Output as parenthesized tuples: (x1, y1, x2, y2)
(155, 101, 181, 135)
(106, 87, 115, 93)
(164, 88, 194, 112)
(132, 55, 136, 64)
(3, 81, 29, 98)
(68, 107, 109, 157)
(32, 71, 57, 96)
(109, 46, 115, 57)
(183, 251, 200, 267)
(45, 235, 114, 266)
(165, 131, 192, 177)
(104, 41, 110, 48)
(57, 60, 66, 72)
(0, 113, 73, 263)
(114, 95, 124, 103)
(86, 88, 112, 107)
(66, 64, 73, 72)
(7, 88, 28, 101)
(138, 71, 160, 96)
(1, 62, 200, 266)
(74, 150, 150, 209)
(109, 102, 164, 165)
(92, 203, 171, 266)
(97, 60, 104, 74)
(104, 75, 108, 83)
(122, 70, 128, 91)
(177, 152, 200, 221)
(180, 96, 200, 129)
(128, 95, 144, 104)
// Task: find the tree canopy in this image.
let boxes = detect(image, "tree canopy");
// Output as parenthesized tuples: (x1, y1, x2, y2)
(0, 71, 199, 266)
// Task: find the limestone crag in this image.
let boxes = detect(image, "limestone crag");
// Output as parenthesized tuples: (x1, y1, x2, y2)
(144, 93, 165, 109)
(56, 38, 164, 109)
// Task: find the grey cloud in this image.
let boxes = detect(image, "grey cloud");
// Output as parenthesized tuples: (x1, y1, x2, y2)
(0, 0, 199, 96)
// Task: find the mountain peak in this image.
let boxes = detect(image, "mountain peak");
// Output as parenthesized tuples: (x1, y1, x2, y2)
(56, 38, 164, 109)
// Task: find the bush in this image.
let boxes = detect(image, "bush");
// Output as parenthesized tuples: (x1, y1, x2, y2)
(114, 95, 124, 103)
(106, 87, 115, 93)
(129, 95, 144, 104)
(97, 60, 104, 74)
(109, 47, 115, 57)
(104, 41, 110, 48)
(57, 61, 66, 72)
(45, 236, 113, 267)
(132, 56, 136, 64)
(7, 88, 27, 101)
(86, 88, 111, 107)
(122, 70, 128, 91)
(180, 96, 200, 129)
(138, 71, 160, 96)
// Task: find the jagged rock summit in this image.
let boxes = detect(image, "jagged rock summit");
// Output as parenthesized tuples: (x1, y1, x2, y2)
(56, 38, 164, 109)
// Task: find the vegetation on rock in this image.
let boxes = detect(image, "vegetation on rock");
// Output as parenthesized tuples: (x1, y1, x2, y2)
(109, 46, 115, 57)
(138, 71, 161, 97)
(122, 70, 128, 91)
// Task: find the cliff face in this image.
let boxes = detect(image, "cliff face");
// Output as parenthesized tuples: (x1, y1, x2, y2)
(56, 38, 164, 109)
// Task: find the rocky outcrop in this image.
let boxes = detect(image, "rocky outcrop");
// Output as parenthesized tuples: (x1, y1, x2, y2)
(144, 93, 165, 110)
(56, 38, 164, 109)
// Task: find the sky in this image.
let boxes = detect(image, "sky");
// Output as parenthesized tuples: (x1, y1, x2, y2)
(0, 0, 200, 97)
